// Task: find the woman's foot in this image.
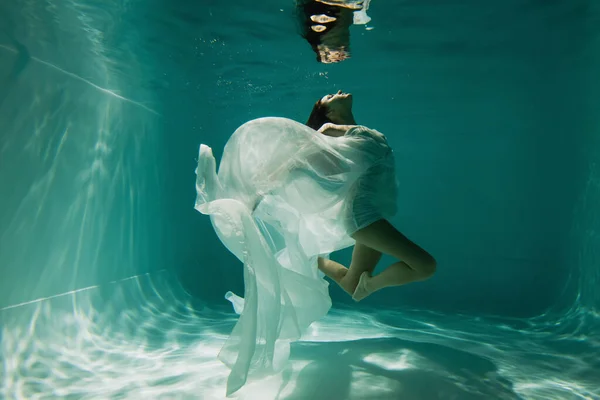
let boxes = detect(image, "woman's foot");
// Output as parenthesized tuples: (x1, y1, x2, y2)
(351, 271, 372, 302)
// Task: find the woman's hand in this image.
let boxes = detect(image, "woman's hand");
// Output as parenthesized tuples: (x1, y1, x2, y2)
(317, 123, 357, 137)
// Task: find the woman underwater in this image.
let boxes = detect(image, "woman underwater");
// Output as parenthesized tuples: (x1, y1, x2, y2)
(307, 90, 436, 301)
(194, 91, 436, 395)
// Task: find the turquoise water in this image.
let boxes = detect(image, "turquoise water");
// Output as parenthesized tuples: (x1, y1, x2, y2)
(0, 0, 599, 398)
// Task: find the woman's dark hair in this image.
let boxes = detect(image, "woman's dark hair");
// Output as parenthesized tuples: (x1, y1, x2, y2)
(306, 100, 333, 130)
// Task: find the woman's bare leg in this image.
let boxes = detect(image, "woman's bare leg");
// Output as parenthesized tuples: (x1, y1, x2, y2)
(350, 219, 436, 301)
(318, 243, 381, 295)
(317, 257, 349, 291)
(338, 243, 381, 295)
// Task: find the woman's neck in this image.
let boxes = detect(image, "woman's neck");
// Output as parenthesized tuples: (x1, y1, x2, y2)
(329, 111, 356, 125)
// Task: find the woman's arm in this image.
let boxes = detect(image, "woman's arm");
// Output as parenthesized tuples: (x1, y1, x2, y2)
(317, 122, 357, 137)
(262, 122, 355, 187)
(305, 123, 356, 175)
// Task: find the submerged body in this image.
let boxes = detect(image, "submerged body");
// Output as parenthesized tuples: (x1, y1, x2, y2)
(194, 116, 397, 394)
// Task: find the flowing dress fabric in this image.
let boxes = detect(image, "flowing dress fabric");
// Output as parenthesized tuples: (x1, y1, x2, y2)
(194, 117, 397, 395)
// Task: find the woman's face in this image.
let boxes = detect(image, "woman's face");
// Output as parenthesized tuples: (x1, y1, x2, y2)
(320, 90, 353, 116)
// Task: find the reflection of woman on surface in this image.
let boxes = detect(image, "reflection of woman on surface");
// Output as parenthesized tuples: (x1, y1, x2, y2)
(306, 91, 437, 301)
(296, 0, 358, 63)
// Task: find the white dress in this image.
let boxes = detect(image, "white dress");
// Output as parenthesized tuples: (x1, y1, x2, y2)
(194, 117, 397, 395)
